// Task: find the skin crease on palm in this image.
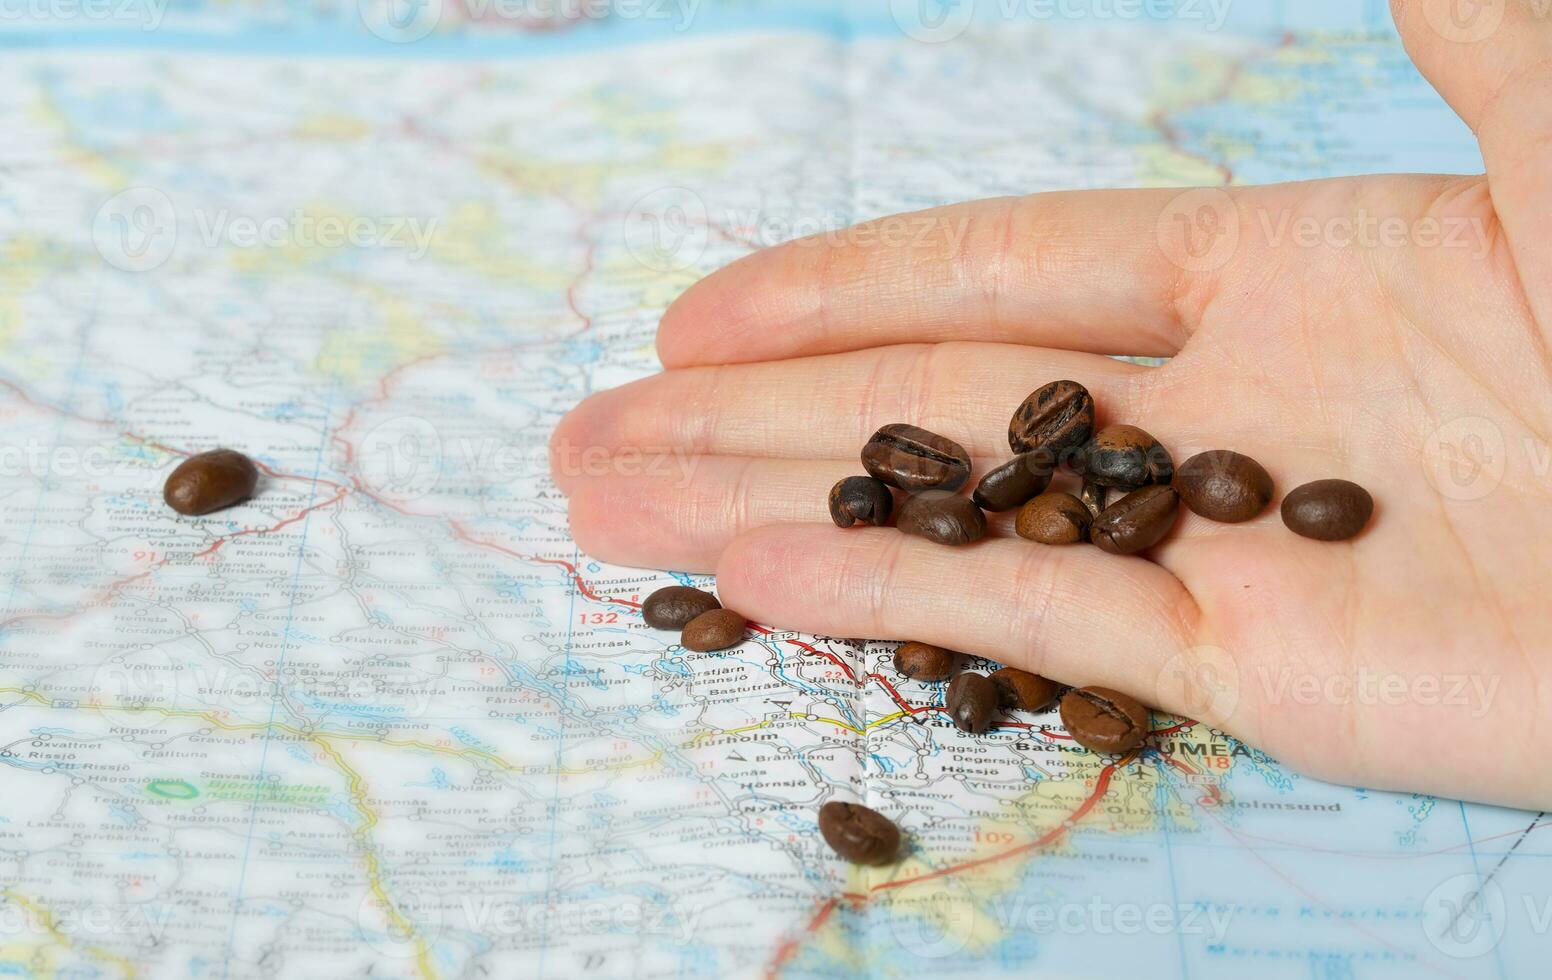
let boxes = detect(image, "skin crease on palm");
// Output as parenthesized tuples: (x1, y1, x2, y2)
(551, 2, 1552, 810)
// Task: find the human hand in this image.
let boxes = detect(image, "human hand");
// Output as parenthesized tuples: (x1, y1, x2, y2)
(552, 1, 1552, 810)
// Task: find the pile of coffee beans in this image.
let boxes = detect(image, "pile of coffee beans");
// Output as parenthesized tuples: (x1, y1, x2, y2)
(642, 585, 748, 652)
(823, 379, 1377, 766)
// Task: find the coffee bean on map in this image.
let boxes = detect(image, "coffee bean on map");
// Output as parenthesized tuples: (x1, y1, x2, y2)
(896, 491, 987, 546)
(1015, 491, 1091, 545)
(163, 449, 259, 516)
(946, 673, 999, 734)
(1090, 485, 1180, 556)
(829, 476, 894, 528)
(680, 609, 747, 652)
(1076, 425, 1174, 488)
(990, 668, 1060, 713)
(972, 454, 1052, 512)
(1009, 380, 1094, 456)
(819, 801, 901, 866)
(1175, 451, 1274, 523)
(894, 642, 960, 682)
(642, 586, 721, 630)
(861, 424, 972, 493)
(1059, 687, 1151, 754)
(1281, 479, 1374, 541)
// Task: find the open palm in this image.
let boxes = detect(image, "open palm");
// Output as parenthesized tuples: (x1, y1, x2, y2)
(553, 1, 1552, 809)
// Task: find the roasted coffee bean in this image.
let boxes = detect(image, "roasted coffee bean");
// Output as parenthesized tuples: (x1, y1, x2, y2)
(1015, 491, 1091, 545)
(680, 608, 747, 651)
(1059, 686, 1151, 754)
(896, 491, 987, 546)
(1090, 485, 1179, 555)
(1080, 481, 1109, 518)
(1076, 425, 1173, 488)
(1282, 479, 1374, 541)
(819, 800, 901, 866)
(990, 667, 1060, 712)
(642, 586, 721, 630)
(972, 454, 1052, 512)
(1009, 380, 1095, 456)
(946, 673, 999, 733)
(894, 642, 960, 682)
(1175, 451, 1274, 523)
(163, 449, 259, 516)
(829, 476, 894, 528)
(862, 424, 972, 492)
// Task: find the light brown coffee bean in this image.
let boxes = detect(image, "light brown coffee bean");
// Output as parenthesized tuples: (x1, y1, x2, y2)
(946, 673, 999, 733)
(1059, 687, 1151, 754)
(163, 449, 259, 516)
(1015, 492, 1091, 545)
(642, 586, 721, 630)
(990, 668, 1061, 712)
(819, 800, 901, 866)
(680, 609, 746, 651)
(893, 642, 960, 682)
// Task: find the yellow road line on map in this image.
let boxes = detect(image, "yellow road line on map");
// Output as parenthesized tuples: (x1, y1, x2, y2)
(791, 711, 914, 734)
(683, 719, 773, 745)
(311, 741, 435, 980)
(2, 890, 138, 980)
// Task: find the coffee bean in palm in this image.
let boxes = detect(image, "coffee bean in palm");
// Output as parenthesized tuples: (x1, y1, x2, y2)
(1015, 491, 1091, 545)
(163, 449, 259, 516)
(1059, 686, 1151, 754)
(862, 424, 972, 492)
(1077, 425, 1173, 488)
(642, 586, 721, 630)
(972, 453, 1052, 512)
(894, 642, 960, 682)
(1090, 485, 1179, 555)
(1282, 479, 1374, 541)
(946, 673, 999, 733)
(1175, 451, 1274, 523)
(829, 476, 893, 528)
(1009, 380, 1095, 456)
(896, 491, 987, 546)
(990, 667, 1060, 712)
(818, 800, 901, 866)
(680, 608, 746, 651)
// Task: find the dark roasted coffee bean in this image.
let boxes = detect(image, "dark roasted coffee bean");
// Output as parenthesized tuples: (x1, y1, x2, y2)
(1080, 481, 1109, 518)
(990, 667, 1060, 712)
(1059, 686, 1151, 754)
(894, 642, 960, 682)
(1090, 485, 1179, 555)
(972, 453, 1052, 512)
(946, 673, 999, 733)
(1076, 425, 1173, 488)
(819, 800, 901, 866)
(642, 586, 721, 630)
(1015, 491, 1091, 545)
(861, 424, 972, 492)
(829, 476, 894, 528)
(1175, 451, 1274, 523)
(896, 491, 987, 546)
(1282, 479, 1374, 541)
(163, 449, 259, 516)
(680, 608, 746, 651)
(1009, 380, 1095, 456)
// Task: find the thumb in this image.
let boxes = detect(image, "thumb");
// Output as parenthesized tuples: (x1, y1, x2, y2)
(1393, 0, 1552, 314)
